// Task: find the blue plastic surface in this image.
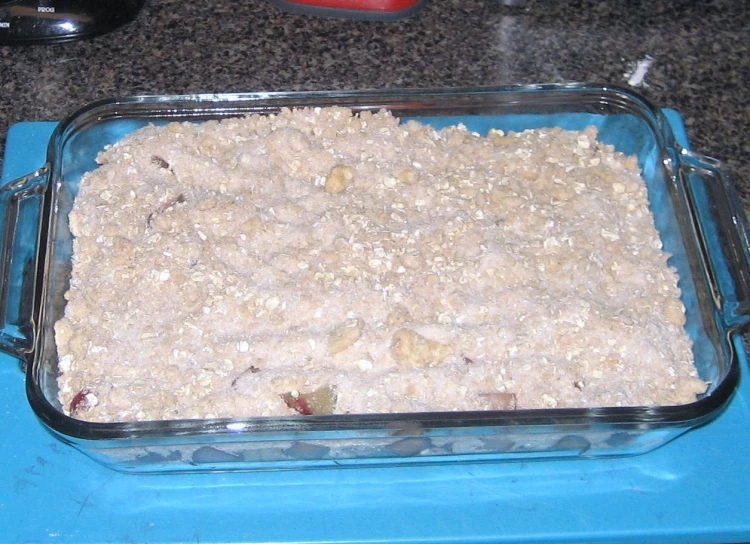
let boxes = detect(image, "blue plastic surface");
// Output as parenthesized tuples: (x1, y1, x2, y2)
(1, 115, 750, 543)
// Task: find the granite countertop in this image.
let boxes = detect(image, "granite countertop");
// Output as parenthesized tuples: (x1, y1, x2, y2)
(1, 0, 748, 200)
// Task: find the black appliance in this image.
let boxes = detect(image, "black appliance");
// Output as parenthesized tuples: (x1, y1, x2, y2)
(0, 0, 145, 44)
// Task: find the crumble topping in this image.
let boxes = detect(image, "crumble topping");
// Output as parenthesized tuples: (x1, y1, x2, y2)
(55, 107, 705, 422)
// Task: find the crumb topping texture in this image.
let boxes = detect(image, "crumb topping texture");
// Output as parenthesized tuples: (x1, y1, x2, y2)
(54, 107, 705, 422)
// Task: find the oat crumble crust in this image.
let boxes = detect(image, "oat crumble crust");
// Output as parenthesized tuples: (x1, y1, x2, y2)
(54, 107, 707, 422)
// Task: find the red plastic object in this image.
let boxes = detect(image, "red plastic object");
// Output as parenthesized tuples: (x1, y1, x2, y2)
(267, 0, 426, 20)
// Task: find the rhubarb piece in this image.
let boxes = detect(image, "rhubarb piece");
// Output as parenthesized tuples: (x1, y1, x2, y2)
(69, 388, 98, 416)
(281, 385, 337, 415)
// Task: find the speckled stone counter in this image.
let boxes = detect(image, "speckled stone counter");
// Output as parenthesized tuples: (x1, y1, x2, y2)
(1, 0, 748, 196)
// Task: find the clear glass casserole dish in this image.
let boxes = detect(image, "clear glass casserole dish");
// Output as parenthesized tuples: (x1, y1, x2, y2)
(1, 84, 749, 473)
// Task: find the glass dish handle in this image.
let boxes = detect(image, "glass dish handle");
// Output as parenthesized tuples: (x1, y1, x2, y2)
(680, 150, 750, 330)
(0, 166, 49, 362)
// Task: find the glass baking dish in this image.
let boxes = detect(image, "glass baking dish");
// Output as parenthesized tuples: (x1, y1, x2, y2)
(1, 84, 749, 473)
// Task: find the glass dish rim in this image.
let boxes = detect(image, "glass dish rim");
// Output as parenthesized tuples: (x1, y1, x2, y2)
(24, 82, 742, 442)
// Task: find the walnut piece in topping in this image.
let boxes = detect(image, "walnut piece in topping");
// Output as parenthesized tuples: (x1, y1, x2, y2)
(324, 164, 354, 194)
(327, 318, 365, 355)
(390, 328, 452, 368)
